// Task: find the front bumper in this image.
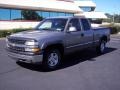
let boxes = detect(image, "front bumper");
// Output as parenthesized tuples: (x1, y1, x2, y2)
(7, 51, 43, 64)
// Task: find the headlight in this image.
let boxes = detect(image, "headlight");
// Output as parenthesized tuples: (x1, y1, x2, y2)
(25, 40, 40, 53)
(25, 40, 38, 46)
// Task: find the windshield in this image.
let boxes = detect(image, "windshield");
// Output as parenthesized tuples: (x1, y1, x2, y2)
(36, 18, 68, 31)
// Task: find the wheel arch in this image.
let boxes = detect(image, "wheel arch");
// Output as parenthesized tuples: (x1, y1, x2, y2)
(43, 43, 65, 55)
(100, 35, 108, 42)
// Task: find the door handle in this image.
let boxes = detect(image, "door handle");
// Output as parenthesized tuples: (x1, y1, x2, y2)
(81, 33, 84, 37)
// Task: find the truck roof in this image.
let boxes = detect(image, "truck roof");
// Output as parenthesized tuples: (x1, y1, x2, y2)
(46, 16, 86, 19)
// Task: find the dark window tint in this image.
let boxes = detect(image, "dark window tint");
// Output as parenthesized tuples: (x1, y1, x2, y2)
(68, 18, 81, 31)
(81, 19, 91, 31)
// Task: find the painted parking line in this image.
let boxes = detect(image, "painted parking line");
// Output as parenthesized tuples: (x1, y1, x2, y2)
(0, 38, 6, 40)
(110, 38, 120, 43)
(110, 41, 120, 43)
(111, 38, 120, 41)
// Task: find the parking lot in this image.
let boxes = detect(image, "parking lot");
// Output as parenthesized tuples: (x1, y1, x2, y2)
(0, 35, 120, 90)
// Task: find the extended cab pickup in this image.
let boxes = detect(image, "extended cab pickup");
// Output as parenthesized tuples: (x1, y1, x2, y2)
(6, 16, 110, 70)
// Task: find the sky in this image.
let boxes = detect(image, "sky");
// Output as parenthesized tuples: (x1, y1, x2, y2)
(93, 0, 120, 14)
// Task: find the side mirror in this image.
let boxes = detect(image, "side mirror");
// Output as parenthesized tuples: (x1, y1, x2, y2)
(69, 27, 77, 32)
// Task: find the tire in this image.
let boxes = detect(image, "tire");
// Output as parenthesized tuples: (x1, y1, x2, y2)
(42, 49, 61, 70)
(96, 40, 106, 54)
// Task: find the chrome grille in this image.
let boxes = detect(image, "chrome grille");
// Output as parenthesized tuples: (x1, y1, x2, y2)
(7, 37, 26, 52)
(8, 44, 25, 52)
(8, 38, 26, 45)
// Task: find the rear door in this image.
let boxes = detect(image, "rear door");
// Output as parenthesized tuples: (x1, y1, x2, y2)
(80, 18, 94, 48)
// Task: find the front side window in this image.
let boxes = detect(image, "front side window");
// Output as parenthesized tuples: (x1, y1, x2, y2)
(67, 18, 81, 31)
(36, 18, 67, 31)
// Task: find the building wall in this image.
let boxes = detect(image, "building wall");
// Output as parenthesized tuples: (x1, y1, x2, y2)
(0, 21, 39, 30)
(0, 0, 107, 30)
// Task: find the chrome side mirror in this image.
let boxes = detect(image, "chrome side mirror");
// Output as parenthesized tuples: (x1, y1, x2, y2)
(69, 27, 77, 32)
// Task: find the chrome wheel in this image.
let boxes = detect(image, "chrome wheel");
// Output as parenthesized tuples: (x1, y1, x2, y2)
(43, 49, 61, 70)
(96, 40, 106, 54)
(100, 41, 105, 53)
(48, 52, 59, 67)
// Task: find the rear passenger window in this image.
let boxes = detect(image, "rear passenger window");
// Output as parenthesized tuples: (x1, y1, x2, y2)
(68, 18, 81, 31)
(81, 19, 91, 31)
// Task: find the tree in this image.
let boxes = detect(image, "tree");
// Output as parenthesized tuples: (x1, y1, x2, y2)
(21, 10, 43, 21)
(105, 13, 120, 23)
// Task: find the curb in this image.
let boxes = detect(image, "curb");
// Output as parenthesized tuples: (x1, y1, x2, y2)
(0, 38, 6, 40)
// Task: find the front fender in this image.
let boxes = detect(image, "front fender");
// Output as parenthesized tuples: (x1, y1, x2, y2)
(40, 40, 64, 50)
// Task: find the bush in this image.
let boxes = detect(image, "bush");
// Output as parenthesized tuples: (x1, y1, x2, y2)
(101, 23, 120, 34)
(109, 25, 120, 34)
(0, 28, 32, 38)
(0, 30, 11, 38)
(109, 26, 118, 34)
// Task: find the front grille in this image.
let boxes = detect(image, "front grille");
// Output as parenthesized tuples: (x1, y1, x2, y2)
(8, 38, 26, 45)
(7, 37, 26, 52)
(8, 44, 25, 52)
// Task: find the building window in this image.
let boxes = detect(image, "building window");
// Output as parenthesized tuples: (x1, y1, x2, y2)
(58, 12, 66, 16)
(66, 13, 74, 16)
(42, 11, 50, 18)
(0, 8, 10, 20)
(50, 12, 58, 17)
(80, 7, 93, 12)
(11, 10, 22, 20)
(36, 11, 42, 17)
(0, 8, 74, 20)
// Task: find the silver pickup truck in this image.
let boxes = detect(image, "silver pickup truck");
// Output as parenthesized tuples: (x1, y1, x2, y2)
(6, 16, 110, 70)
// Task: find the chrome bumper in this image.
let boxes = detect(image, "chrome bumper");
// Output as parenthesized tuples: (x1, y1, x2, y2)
(7, 51, 43, 63)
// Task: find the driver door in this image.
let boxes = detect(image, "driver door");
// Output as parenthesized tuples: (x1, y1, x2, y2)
(65, 18, 84, 53)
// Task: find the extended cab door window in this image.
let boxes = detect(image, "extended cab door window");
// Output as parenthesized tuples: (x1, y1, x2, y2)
(80, 18, 94, 48)
(67, 18, 81, 32)
(81, 19, 91, 31)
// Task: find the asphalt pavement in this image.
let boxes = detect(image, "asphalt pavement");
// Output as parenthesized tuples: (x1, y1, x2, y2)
(0, 35, 120, 90)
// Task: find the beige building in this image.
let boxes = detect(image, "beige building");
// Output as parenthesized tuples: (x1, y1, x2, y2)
(0, 0, 107, 29)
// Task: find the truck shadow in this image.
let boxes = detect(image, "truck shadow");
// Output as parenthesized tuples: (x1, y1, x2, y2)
(17, 47, 116, 72)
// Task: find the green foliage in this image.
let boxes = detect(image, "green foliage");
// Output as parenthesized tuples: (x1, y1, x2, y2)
(104, 13, 120, 23)
(0, 28, 32, 38)
(21, 10, 43, 21)
(106, 24, 120, 34)
(0, 30, 11, 38)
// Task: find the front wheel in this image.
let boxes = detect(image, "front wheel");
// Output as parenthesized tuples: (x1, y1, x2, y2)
(42, 49, 61, 70)
(96, 40, 106, 54)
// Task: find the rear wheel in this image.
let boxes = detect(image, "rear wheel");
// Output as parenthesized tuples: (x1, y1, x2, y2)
(42, 49, 61, 70)
(96, 40, 106, 54)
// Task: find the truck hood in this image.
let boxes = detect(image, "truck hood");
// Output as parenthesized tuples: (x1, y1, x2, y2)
(10, 30, 63, 41)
